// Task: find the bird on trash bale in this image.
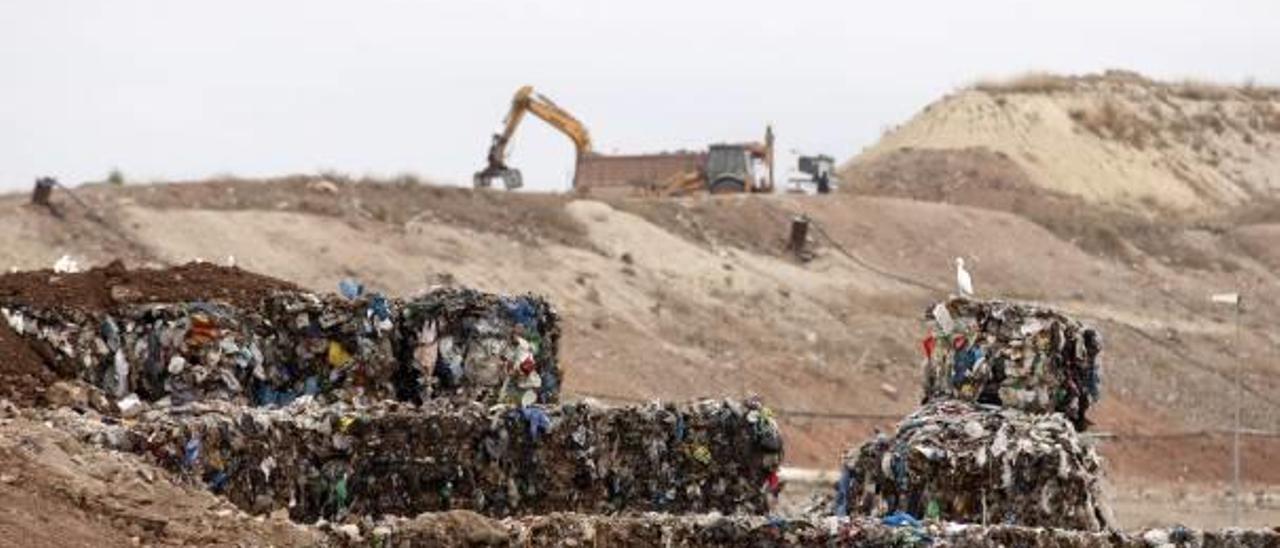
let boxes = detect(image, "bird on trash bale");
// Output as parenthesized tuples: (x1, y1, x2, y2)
(955, 257, 974, 297)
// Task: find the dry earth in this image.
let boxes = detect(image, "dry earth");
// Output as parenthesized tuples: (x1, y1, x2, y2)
(2, 173, 1278, 532)
(849, 70, 1280, 213)
(2, 73, 1279, 540)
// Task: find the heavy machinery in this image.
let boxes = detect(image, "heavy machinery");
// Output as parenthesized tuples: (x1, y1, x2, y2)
(475, 85, 774, 196)
(650, 126, 775, 196)
(790, 154, 837, 194)
(474, 86, 593, 190)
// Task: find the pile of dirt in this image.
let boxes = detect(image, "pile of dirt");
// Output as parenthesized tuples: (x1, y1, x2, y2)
(0, 322, 54, 405)
(0, 260, 300, 312)
(839, 147, 1052, 207)
(846, 70, 1280, 214)
(839, 146, 1250, 268)
(0, 262, 300, 404)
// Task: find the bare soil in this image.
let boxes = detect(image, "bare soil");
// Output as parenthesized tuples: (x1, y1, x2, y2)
(0, 260, 299, 312)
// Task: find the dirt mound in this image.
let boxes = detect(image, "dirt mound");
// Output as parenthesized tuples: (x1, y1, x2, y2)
(0, 262, 300, 405)
(840, 147, 1258, 268)
(847, 70, 1280, 214)
(0, 323, 54, 406)
(840, 147, 1043, 203)
(0, 260, 299, 312)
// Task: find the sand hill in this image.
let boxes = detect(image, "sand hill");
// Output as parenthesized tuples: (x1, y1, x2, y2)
(844, 71, 1280, 214)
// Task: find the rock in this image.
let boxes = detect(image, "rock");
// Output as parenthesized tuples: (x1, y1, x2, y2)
(117, 394, 145, 418)
(109, 285, 142, 303)
(335, 523, 361, 542)
(46, 381, 89, 408)
(309, 180, 339, 194)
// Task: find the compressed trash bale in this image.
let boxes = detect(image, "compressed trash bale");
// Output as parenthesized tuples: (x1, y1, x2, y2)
(834, 400, 1111, 531)
(921, 297, 1103, 430)
(396, 288, 562, 406)
(257, 291, 400, 404)
(344, 512, 1280, 548)
(1, 286, 564, 409)
(1, 302, 268, 406)
(69, 397, 782, 521)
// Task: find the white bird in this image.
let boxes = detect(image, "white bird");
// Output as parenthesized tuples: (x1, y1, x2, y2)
(955, 257, 974, 297)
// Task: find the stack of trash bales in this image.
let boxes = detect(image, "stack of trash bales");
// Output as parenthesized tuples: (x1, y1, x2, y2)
(60, 396, 783, 521)
(0, 287, 563, 409)
(834, 400, 1110, 530)
(7, 264, 787, 526)
(920, 296, 1102, 431)
(831, 297, 1110, 529)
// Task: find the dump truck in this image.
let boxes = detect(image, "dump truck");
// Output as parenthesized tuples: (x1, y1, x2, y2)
(475, 86, 774, 196)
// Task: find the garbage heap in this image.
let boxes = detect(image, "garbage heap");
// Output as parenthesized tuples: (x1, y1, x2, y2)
(834, 399, 1110, 531)
(335, 512, 1280, 548)
(59, 396, 783, 521)
(1, 287, 561, 408)
(921, 296, 1102, 431)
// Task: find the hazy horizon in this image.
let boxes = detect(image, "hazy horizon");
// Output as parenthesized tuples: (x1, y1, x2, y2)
(2, 0, 1278, 191)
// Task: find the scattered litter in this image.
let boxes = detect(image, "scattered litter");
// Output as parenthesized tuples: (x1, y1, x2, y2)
(342, 512, 1280, 547)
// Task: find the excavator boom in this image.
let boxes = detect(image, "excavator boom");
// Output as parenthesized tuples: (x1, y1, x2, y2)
(475, 86, 593, 190)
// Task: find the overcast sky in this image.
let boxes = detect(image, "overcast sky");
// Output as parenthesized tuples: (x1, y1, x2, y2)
(1, 0, 1277, 192)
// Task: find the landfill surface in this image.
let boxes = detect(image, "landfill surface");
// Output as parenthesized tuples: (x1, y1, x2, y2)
(349, 511, 1280, 547)
(2, 149, 1280, 542)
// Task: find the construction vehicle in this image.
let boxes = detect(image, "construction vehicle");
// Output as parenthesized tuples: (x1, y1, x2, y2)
(789, 154, 837, 194)
(474, 86, 593, 190)
(647, 126, 775, 196)
(476, 85, 774, 196)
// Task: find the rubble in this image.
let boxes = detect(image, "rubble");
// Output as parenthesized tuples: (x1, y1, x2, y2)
(342, 511, 1280, 548)
(922, 296, 1103, 430)
(1, 287, 561, 408)
(56, 396, 782, 521)
(834, 399, 1111, 531)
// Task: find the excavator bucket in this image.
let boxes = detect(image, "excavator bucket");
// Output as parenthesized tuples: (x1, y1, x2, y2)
(473, 167, 523, 190)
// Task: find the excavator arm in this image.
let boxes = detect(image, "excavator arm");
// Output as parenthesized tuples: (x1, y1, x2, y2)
(475, 86, 593, 190)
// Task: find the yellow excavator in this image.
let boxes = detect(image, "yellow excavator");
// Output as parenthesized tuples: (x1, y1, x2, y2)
(474, 86, 592, 190)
